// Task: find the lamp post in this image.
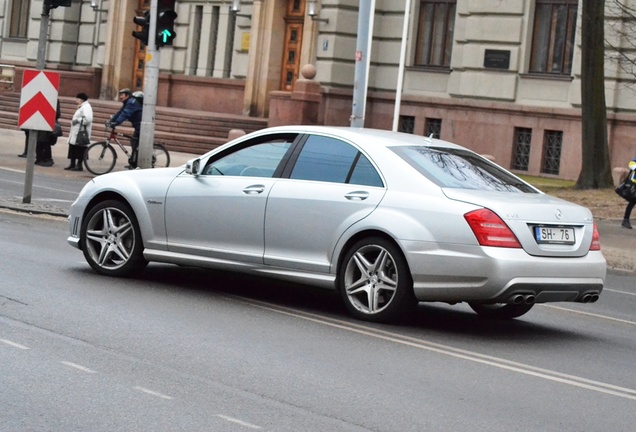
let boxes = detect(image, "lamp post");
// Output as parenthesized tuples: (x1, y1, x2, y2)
(350, 0, 375, 128)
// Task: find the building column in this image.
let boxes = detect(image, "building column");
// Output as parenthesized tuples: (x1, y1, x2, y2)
(243, 0, 288, 117)
(100, 0, 139, 99)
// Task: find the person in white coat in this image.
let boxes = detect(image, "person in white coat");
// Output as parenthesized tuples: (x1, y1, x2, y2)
(65, 93, 93, 171)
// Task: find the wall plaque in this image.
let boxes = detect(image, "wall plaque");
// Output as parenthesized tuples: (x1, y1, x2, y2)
(484, 49, 510, 69)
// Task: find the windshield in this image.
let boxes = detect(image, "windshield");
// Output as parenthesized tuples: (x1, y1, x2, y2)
(392, 146, 538, 193)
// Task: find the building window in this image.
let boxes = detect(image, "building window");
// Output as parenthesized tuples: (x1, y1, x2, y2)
(512, 127, 532, 171)
(414, 0, 456, 68)
(208, 6, 220, 77)
(425, 118, 442, 138)
(224, 13, 236, 78)
(9, 0, 30, 38)
(541, 130, 562, 175)
(398, 115, 415, 134)
(530, 0, 578, 75)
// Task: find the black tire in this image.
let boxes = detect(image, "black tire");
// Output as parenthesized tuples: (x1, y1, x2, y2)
(152, 143, 170, 168)
(468, 303, 534, 320)
(80, 200, 148, 277)
(339, 237, 416, 323)
(84, 141, 117, 175)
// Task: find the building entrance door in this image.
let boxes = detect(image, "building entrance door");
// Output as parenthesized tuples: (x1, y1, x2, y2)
(280, 0, 306, 91)
(132, 0, 151, 90)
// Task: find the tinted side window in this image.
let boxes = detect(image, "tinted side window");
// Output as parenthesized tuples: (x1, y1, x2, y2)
(204, 139, 292, 177)
(290, 136, 358, 183)
(350, 154, 384, 187)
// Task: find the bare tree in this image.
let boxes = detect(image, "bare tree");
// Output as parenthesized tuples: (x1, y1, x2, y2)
(605, 1, 636, 81)
(577, 0, 614, 189)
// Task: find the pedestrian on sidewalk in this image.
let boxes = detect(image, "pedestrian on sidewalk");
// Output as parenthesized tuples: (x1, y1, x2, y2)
(65, 93, 93, 171)
(34, 99, 62, 167)
(621, 156, 636, 229)
(20, 99, 61, 163)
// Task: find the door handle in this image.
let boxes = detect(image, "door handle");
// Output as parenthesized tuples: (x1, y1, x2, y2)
(243, 185, 266, 194)
(345, 191, 369, 201)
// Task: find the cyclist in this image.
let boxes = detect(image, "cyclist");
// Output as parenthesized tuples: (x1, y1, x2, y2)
(108, 88, 142, 168)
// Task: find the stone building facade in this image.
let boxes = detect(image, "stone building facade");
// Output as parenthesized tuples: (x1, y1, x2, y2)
(1, 0, 636, 179)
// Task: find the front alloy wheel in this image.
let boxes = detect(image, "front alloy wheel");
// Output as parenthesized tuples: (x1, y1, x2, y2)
(339, 237, 416, 323)
(80, 200, 147, 277)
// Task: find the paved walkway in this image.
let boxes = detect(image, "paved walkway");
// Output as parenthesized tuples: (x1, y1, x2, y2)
(1, 128, 634, 273)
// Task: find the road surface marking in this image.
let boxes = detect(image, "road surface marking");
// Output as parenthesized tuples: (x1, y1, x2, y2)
(0, 167, 24, 174)
(215, 414, 262, 429)
(604, 288, 636, 297)
(60, 361, 97, 374)
(133, 386, 173, 400)
(240, 297, 636, 401)
(0, 338, 30, 350)
(542, 304, 635, 326)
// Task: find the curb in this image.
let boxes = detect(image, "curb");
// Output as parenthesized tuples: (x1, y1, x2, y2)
(0, 202, 67, 219)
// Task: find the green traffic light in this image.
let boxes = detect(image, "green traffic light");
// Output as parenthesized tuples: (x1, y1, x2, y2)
(160, 29, 173, 43)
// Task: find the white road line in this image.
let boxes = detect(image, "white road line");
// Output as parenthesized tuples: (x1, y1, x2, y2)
(604, 288, 636, 297)
(0, 167, 24, 174)
(133, 386, 173, 400)
(542, 304, 636, 325)
(240, 297, 636, 401)
(0, 338, 30, 350)
(60, 361, 97, 374)
(0, 176, 78, 196)
(215, 414, 262, 429)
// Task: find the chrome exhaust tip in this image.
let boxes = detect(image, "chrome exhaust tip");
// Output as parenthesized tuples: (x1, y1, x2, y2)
(509, 294, 524, 305)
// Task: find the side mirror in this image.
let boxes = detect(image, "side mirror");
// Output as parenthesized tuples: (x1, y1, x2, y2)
(185, 158, 201, 175)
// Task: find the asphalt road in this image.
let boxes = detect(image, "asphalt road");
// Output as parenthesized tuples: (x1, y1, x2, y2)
(1, 211, 635, 431)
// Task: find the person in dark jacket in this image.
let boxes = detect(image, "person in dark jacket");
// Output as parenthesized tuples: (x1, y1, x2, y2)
(109, 88, 143, 168)
(19, 99, 61, 165)
(622, 157, 636, 229)
(34, 99, 62, 167)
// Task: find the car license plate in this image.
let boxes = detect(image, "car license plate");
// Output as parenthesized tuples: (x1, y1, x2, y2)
(534, 226, 575, 245)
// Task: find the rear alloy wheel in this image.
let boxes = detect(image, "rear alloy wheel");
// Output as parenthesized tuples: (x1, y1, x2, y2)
(80, 200, 147, 277)
(468, 303, 534, 320)
(339, 237, 416, 323)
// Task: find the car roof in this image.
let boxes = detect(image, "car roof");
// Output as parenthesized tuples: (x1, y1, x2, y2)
(250, 125, 466, 151)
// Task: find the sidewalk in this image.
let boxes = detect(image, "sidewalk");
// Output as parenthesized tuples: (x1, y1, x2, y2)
(0, 128, 194, 215)
(1, 127, 634, 273)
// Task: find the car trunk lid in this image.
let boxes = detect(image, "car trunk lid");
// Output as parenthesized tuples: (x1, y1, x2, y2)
(442, 189, 596, 257)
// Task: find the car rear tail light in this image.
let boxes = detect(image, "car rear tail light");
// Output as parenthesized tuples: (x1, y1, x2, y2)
(464, 209, 521, 248)
(590, 223, 601, 251)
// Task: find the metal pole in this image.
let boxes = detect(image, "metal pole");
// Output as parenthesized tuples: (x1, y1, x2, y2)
(350, 0, 375, 128)
(392, 0, 411, 132)
(23, 3, 52, 204)
(138, 0, 159, 169)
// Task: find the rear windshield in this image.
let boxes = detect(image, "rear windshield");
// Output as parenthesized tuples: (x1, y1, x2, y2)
(391, 146, 538, 193)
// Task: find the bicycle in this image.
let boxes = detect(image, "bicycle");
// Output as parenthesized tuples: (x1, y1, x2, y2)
(83, 123, 170, 175)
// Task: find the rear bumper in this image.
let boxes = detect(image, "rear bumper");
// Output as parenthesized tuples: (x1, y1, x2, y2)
(401, 240, 606, 303)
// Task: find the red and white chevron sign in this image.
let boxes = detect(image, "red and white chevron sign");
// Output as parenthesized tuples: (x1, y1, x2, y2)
(18, 69, 60, 131)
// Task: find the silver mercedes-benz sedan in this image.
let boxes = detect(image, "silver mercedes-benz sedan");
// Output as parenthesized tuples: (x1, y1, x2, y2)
(67, 126, 605, 322)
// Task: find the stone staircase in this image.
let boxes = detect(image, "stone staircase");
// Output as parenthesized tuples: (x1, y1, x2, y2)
(0, 91, 268, 155)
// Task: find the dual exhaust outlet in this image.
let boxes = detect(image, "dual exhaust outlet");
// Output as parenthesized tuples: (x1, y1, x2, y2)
(508, 292, 600, 305)
(580, 293, 600, 303)
(509, 294, 535, 305)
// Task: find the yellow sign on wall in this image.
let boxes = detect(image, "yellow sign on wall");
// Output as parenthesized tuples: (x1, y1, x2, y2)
(241, 32, 251, 52)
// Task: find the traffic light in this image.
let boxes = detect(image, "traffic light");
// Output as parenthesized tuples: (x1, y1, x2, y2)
(132, 11, 150, 46)
(44, 0, 72, 8)
(156, 0, 178, 48)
